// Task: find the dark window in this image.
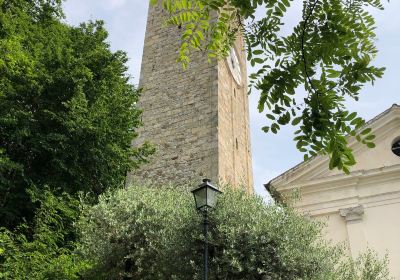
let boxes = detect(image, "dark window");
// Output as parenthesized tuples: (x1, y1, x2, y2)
(392, 139, 400, 157)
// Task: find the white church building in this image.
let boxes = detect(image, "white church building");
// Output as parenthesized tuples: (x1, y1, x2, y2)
(266, 104, 400, 279)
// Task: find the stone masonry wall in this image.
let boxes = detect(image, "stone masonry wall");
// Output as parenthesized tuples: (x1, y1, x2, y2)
(217, 37, 253, 190)
(128, 3, 253, 189)
(127, 4, 219, 186)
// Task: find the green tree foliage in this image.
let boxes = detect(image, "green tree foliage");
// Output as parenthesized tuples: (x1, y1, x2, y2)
(151, 0, 386, 173)
(0, 0, 153, 229)
(0, 188, 90, 280)
(78, 184, 392, 280)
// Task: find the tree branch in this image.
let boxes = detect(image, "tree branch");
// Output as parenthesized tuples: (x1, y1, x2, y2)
(301, 0, 319, 95)
(301, 0, 339, 96)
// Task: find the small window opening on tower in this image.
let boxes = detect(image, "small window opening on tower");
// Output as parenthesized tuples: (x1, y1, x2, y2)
(392, 138, 400, 157)
(236, 138, 239, 150)
(234, 88, 236, 98)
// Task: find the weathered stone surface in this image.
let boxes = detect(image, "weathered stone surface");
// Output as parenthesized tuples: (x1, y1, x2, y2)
(127, 3, 253, 191)
(340, 205, 364, 221)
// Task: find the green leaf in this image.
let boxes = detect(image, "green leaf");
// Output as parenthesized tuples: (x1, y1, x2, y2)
(266, 114, 276, 120)
(291, 117, 301, 126)
(346, 112, 357, 121)
(262, 126, 270, 133)
(326, 69, 341, 78)
(361, 128, 372, 135)
(252, 58, 264, 64)
(365, 134, 376, 141)
(366, 142, 376, 148)
(282, 0, 290, 7)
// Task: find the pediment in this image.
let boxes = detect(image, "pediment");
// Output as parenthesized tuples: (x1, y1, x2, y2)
(311, 124, 400, 180)
(268, 105, 400, 190)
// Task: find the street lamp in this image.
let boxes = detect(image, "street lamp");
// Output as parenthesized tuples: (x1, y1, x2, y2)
(191, 179, 222, 280)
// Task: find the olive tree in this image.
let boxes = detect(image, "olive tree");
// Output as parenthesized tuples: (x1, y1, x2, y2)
(78, 184, 391, 279)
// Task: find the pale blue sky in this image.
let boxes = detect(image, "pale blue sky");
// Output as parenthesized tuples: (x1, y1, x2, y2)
(63, 1, 399, 199)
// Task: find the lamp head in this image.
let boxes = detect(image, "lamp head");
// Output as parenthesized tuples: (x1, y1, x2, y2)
(191, 179, 222, 211)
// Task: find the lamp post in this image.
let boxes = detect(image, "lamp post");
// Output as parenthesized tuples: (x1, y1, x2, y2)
(191, 179, 222, 280)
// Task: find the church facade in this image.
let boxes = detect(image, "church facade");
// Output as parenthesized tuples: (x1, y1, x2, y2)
(127, 3, 253, 190)
(266, 104, 400, 279)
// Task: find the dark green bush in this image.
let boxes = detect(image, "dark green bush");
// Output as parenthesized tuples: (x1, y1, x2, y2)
(0, 0, 153, 229)
(0, 188, 90, 279)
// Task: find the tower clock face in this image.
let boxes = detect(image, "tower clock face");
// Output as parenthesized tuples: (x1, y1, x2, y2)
(226, 47, 242, 86)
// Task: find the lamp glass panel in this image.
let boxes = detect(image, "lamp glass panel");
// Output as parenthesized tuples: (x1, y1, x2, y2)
(194, 187, 207, 209)
(207, 188, 220, 208)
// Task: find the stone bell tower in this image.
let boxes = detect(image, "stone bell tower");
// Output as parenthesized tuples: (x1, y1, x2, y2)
(128, 3, 253, 190)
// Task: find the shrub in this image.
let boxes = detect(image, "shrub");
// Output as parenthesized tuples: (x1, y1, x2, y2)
(78, 184, 392, 280)
(0, 188, 90, 279)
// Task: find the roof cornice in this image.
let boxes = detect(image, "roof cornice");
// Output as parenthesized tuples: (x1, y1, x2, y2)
(278, 163, 400, 193)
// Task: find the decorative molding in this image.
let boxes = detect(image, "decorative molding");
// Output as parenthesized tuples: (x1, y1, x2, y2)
(299, 191, 400, 216)
(339, 205, 364, 222)
(279, 163, 400, 193)
(276, 164, 400, 214)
